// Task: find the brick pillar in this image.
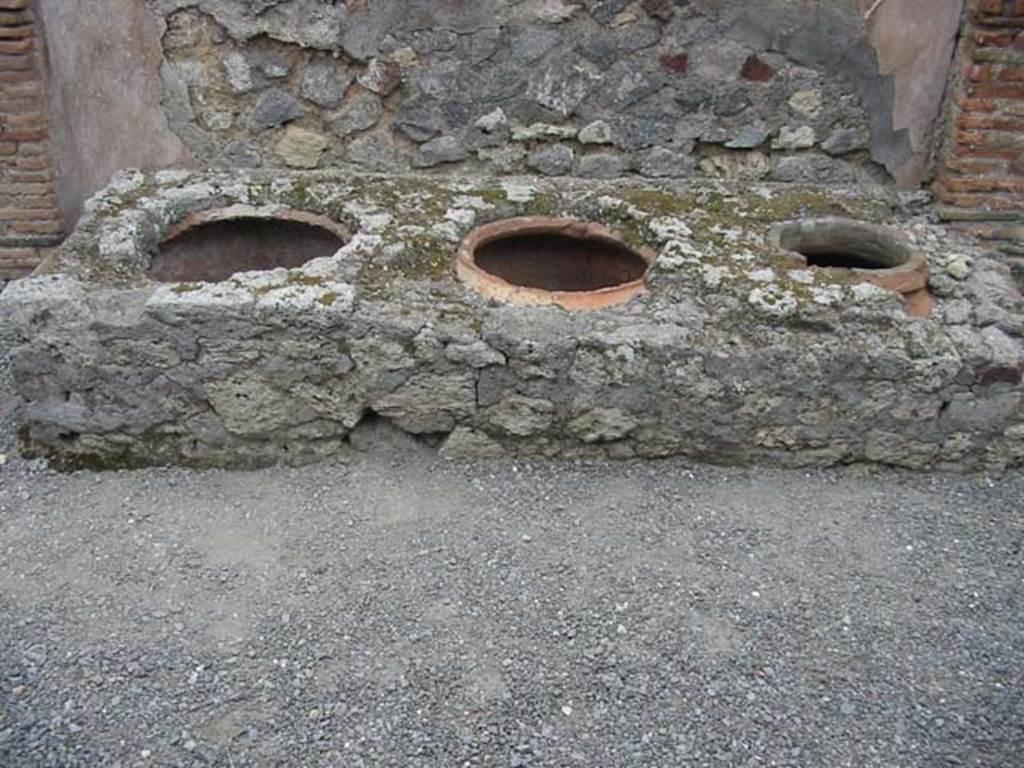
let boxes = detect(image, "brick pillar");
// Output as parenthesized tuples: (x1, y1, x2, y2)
(0, 0, 63, 280)
(936, 0, 1024, 254)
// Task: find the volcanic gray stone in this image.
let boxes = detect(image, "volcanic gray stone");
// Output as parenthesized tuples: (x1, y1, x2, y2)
(607, 65, 662, 108)
(478, 145, 527, 173)
(527, 57, 598, 118)
(411, 28, 458, 54)
(617, 20, 661, 52)
(769, 153, 857, 183)
(409, 61, 464, 99)
(822, 127, 866, 156)
(589, 0, 632, 25)
(330, 92, 383, 137)
(576, 31, 618, 69)
(300, 58, 354, 108)
(440, 101, 473, 130)
(393, 99, 445, 143)
(577, 152, 631, 179)
(510, 26, 562, 63)
(527, 144, 575, 175)
(675, 87, 713, 114)
(250, 88, 305, 131)
(643, 0, 676, 20)
(222, 51, 256, 94)
(346, 132, 402, 170)
(579, 120, 615, 145)
(469, 27, 503, 64)
(444, 341, 506, 369)
(638, 146, 696, 177)
(251, 51, 291, 80)
(221, 49, 291, 96)
(337, 2, 403, 61)
(412, 136, 468, 168)
(714, 88, 753, 118)
(619, 114, 676, 150)
(726, 123, 770, 149)
(357, 58, 402, 96)
(225, 141, 262, 168)
(472, 64, 528, 103)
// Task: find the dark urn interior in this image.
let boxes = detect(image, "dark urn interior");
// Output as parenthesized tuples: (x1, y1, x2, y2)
(150, 217, 347, 283)
(473, 232, 649, 292)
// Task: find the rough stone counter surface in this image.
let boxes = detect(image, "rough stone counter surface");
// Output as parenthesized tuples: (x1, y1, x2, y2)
(0, 170, 1022, 470)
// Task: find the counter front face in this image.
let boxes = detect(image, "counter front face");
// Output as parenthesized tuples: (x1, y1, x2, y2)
(1, 170, 1021, 471)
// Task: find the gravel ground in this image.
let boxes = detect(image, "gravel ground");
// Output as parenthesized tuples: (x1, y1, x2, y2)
(0, 339, 1022, 767)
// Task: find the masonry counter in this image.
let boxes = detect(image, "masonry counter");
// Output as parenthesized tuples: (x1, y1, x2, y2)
(1, 170, 1021, 470)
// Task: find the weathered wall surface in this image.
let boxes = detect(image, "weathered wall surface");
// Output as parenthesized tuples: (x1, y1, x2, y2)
(0, 0, 63, 280)
(150, 0, 892, 182)
(863, 0, 965, 187)
(35, 0, 192, 226)
(30, 0, 965, 228)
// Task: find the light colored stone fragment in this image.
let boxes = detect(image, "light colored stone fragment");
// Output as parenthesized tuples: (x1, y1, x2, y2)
(579, 120, 614, 145)
(773, 126, 816, 150)
(568, 408, 637, 443)
(788, 89, 824, 118)
(512, 123, 578, 141)
(475, 108, 508, 133)
(206, 377, 295, 436)
(276, 127, 329, 169)
(488, 395, 555, 436)
(439, 427, 506, 459)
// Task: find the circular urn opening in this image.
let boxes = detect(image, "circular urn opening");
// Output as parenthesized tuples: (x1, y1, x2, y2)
(770, 218, 933, 315)
(456, 217, 655, 310)
(149, 210, 348, 283)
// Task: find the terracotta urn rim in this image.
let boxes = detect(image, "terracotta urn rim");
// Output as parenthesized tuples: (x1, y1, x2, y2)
(456, 215, 657, 311)
(769, 217, 929, 296)
(161, 205, 351, 245)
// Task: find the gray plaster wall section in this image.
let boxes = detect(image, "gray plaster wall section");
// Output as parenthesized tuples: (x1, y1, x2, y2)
(35, 0, 192, 226)
(32, 0, 963, 226)
(867, 0, 965, 187)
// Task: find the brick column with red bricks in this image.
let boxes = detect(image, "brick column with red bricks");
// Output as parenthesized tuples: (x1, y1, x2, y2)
(0, 0, 63, 280)
(936, 0, 1024, 255)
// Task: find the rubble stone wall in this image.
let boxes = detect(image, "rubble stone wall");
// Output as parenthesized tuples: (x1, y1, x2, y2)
(34, 0, 963, 226)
